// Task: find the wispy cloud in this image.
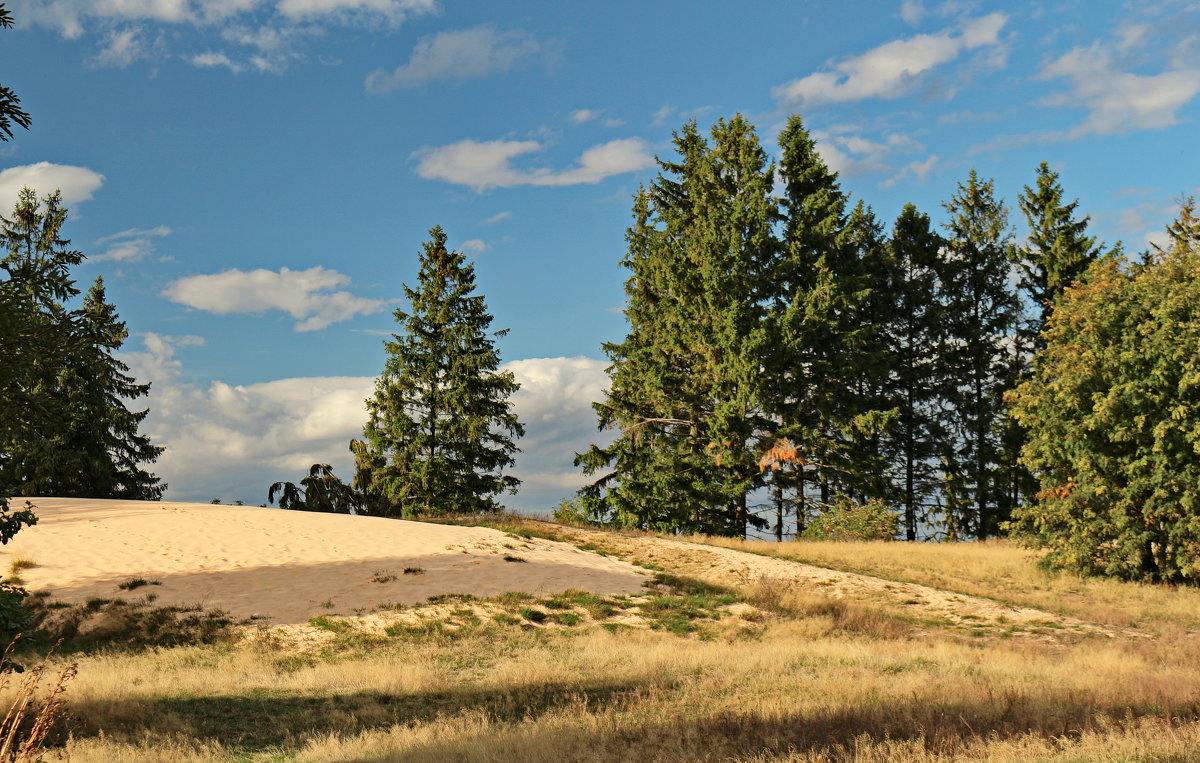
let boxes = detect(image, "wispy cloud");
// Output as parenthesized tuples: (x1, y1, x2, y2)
(365, 25, 545, 93)
(1039, 43, 1200, 137)
(482, 211, 512, 225)
(412, 137, 654, 192)
(772, 13, 1007, 106)
(163, 266, 388, 331)
(460, 238, 487, 254)
(811, 127, 924, 178)
(92, 225, 172, 262)
(13, 0, 437, 71)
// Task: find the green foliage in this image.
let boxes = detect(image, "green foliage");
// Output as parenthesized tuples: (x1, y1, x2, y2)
(937, 171, 1021, 539)
(0, 190, 164, 501)
(0, 582, 30, 639)
(0, 4, 31, 143)
(363, 226, 524, 517)
(268, 463, 364, 515)
(0, 498, 36, 545)
(1009, 199, 1200, 583)
(578, 115, 776, 536)
(801, 497, 900, 542)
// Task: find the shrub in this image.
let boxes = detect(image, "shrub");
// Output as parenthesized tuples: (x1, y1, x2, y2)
(0, 584, 29, 640)
(802, 497, 899, 542)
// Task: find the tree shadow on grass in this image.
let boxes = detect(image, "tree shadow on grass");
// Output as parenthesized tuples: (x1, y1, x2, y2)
(64, 679, 660, 752)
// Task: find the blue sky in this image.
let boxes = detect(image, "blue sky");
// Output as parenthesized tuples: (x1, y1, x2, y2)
(2, 0, 1198, 511)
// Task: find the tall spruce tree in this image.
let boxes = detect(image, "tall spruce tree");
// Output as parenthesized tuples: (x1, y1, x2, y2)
(0, 190, 164, 499)
(363, 226, 523, 517)
(578, 116, 775, 535)
(885, 203, 946, 540)
(938, 171, 1021, 538)
(766, 114, 853, 530)
(1015, 162, 1103, 351)
(0, 4, 31, 143)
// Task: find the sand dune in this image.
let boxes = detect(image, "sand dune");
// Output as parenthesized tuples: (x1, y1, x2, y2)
(0, 497, 651, 625)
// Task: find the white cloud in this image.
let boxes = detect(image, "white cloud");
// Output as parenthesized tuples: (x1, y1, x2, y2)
(122, 336, 610, 512)
(899, 0, 925, 26)
(163, 266, 388, 331)
(88, 26, 151, 68)
(600, 117, 625, 128)
(11, 0, 436, 69)
(772, 13, 1007, 106)
(365, 25, 542, 93)
(880, 154, 939, 189)
(501, 356, 611, 509)
(482, 211, 512, 225)
(190, 51, 244, 73)
(1040, 43, 1200, 136)
(412, 137, 653, 192)
(92, 225, 172, 262)
(570, 109, 599, 123)
(0, 162, 105, 210)
(460, 238, 487, 254)
(811, 128, 923, 178)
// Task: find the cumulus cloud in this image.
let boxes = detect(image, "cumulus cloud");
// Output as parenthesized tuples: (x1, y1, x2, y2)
(1039, 43, 1200, 136)
(365, 25, 543, 93)
(460, 238, 487, 254)
(570, 109, 599, 123)
(91, 225, 172, 262)
(163, 266, 388, 331)
(772, 12, 1007, 106)
(0, 162, 105, 209)
(413, 137, 654, 192)
(122, 336, 610, 512)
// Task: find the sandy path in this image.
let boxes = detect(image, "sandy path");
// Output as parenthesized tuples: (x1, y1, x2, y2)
(0, 498, 651, 625)
(548, 525, 1142, 639)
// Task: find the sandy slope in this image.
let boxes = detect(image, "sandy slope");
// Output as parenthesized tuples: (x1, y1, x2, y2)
(0, 498, 651, 625)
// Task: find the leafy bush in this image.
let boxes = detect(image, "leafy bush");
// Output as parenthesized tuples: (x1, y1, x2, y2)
(1008, 202, 1200, 582)
(802, 497, 899, 542)
(0, 583, 29, 640)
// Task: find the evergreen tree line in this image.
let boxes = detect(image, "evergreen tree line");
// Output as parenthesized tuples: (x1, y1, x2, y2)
(576, 114, 1104, 540)
(0, 189, 165, 504)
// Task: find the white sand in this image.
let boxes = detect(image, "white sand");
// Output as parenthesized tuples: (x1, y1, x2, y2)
(0, 497, 651, 625)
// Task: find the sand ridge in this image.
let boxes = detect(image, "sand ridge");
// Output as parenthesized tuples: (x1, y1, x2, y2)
(0, 498, 652, 625)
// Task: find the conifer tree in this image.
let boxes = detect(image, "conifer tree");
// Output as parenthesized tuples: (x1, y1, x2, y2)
(937, 171, 1020, 538)
(885, 204, 946, 540)
(579, 116, 775, 535)
(766, 115, 853, 529)
(363, 226, 523, 517)
(1015, 162, 1103, 351)
(0, 191, 164, 499)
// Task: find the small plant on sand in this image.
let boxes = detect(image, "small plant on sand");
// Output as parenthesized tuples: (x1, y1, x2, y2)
(502, 555, 526, 563)
(8, 559, 36, 574)
(116, 578, 161, 591)
(519, 608, 547, 624)
(402, 567, 424, 576)
(371, 570, 398, 584)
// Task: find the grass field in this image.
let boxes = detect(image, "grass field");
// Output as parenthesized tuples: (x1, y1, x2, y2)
(9, 523, 1200, 761)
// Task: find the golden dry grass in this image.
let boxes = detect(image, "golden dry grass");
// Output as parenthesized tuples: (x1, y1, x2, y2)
(9, 526, 1200, 761)
(696, 535, 1200, 631)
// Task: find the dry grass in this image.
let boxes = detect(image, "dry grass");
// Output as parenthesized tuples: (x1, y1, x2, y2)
(10, 527, 1200, 761)
(696, 535, 1200, 631)
(0, 640, 77, 761)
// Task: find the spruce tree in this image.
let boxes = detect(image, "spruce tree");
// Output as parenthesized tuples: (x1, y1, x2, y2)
(767, 115, 852, 530)
(937, 171, 1020, 538)
(885, 204, 946, 540)
(1015, 162, 1103, 351)
(0, 190, 164, 499)
(363, 226, 523, 517)
(579, 116, 775, 535)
